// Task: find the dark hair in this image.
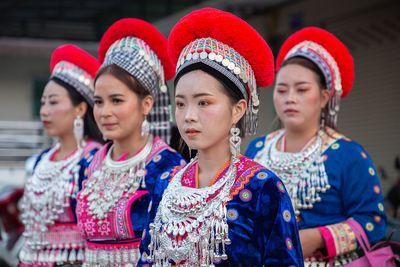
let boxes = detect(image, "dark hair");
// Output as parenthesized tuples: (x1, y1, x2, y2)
(51, 77, 104, 144)
(94, 64, 150, 99)
(277, 56, 336, 130)
(174, 66, 246, 137)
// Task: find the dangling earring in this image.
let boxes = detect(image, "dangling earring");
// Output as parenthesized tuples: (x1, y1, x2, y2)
(230, 126, 241, 158)
(320, 110, 325, 130)
(74, 115, 84, 148)
(141, 117, 150, 137)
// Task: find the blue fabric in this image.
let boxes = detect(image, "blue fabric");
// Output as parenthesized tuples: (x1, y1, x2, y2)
(33, 145, 99, 222)
(245, 135, 387, 247)
(138, 157, 304, 266)
(129, 148, 185, 232)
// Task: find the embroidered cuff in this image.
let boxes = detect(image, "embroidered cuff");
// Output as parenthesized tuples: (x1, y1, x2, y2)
(318, 222, 357, 258)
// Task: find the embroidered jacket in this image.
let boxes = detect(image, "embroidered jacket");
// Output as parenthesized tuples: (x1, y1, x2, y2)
(245, 128, 387, 259)
(76, 137, 185, 267)
(138, 155, 304, 266)
(19, 140, 100, 267)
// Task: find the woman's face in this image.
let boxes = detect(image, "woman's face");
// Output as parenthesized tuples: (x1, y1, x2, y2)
(175, 70, 244, 153)
(93, 73, 152, 142)
(40, 80, 77, 138)
(273, 64, 329, 132)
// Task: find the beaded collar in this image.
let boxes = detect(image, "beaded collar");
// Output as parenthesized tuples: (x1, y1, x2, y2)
(148, 156, 239, 266)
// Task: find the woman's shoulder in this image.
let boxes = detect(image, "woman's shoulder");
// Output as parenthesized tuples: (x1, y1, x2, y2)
(147, 136, 186, 166)
(322, 128, 369, 156)
(83, 139, 102, 154)
(231, 155, 281, 197)
(245, 129, 284, 158)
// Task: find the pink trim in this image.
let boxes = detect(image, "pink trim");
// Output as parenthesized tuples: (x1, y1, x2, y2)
(86, 240, 140, 248)
(49, 147, 78, 161)
(318, 226, 337, 258)
(83, 139, 101, 155)
(118, 152, 129, 161)
(125, 190, 149, 239)
(146, 136, 170, 163)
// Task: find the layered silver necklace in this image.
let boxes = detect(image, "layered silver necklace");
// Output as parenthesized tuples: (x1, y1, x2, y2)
(254, 130, 330, 215)
(147, 156, 238, 267)
(20, 143, 83, 252)
(79, 135, 153, 222)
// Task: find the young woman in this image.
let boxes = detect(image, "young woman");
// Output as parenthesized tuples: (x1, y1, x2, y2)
(75, 19, 185, 267)
(139, 8, 303, 266)
(245, 27, 387, 266)
(19, 45, 103, 266)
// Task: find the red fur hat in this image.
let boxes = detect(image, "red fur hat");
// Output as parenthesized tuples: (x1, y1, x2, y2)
(276, 27, 354, 98)
(98, 18, 175, 81)
(168, 8, 274, 88)
(50, 44, 99, 79)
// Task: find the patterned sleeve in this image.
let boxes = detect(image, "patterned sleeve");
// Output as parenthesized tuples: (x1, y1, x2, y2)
(317, 141, 387, 258)
(77, 146, 99, 192)
(137, 173, 169, 266)
(244, 136, 265, 159)
(258, 176, 304, 266)
(137, 150, 186, 266)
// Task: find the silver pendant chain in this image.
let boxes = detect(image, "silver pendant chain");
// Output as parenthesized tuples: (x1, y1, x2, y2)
(20, 143, 83, 250)
(254, 130, 330, 215)
(79, 135, 153, 222)
(148, 156, 239, 267)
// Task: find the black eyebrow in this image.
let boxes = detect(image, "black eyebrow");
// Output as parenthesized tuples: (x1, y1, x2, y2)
(175, 93, 214, 98)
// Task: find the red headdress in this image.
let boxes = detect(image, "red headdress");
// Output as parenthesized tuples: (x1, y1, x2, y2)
(97, 18, 174, 142)
(98, 18, 175, 85)
(276, 27, 354, 98)
(50, 44, 100, 106)
(276, 27, 354, 127)
(168, 8, 275, 134)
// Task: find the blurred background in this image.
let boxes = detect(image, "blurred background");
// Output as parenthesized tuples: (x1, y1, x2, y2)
(0, 0, 399, 265)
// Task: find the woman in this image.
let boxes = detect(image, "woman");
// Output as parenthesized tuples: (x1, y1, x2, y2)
(245, 27, 387, 265)
(19, 44, 103, 266)
(75, 19, 185, 267)
(139, 8, 303, 266)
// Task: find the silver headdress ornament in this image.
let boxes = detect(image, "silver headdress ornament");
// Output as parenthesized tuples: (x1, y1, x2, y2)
(176, 37, 260, 135)
(284, 41, 343, 128)
(102, 36, 172, 142)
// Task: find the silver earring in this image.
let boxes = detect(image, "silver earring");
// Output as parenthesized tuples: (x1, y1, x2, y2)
(230, 126, 241, 158)
(141, 118, 150, 137)
(320, 111, 325, 129)
(73, 115, 84, 148)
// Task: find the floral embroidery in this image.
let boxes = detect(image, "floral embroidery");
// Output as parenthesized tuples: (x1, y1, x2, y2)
(255, 140, 264, 148)
(277, 181, 286, 193)
(331, 143, 340, 150)
(366, 222, 374, 232)
(369, 167, 375, 176)
(361, 151, 367, 159)
(153, 155, 162, 162)
(230, 157, 264, 198)
(227, 208, 238, 221)
(239, 189, 252, 202)
(373, 185, 381, 194)
(378, 203, 384, 212)
(160, 171, 170, 179)
(286, 238, 293, 250)
(257, 172, 268, 180)
(283, 210, 291, 222)
(325, 222, 357, 256)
